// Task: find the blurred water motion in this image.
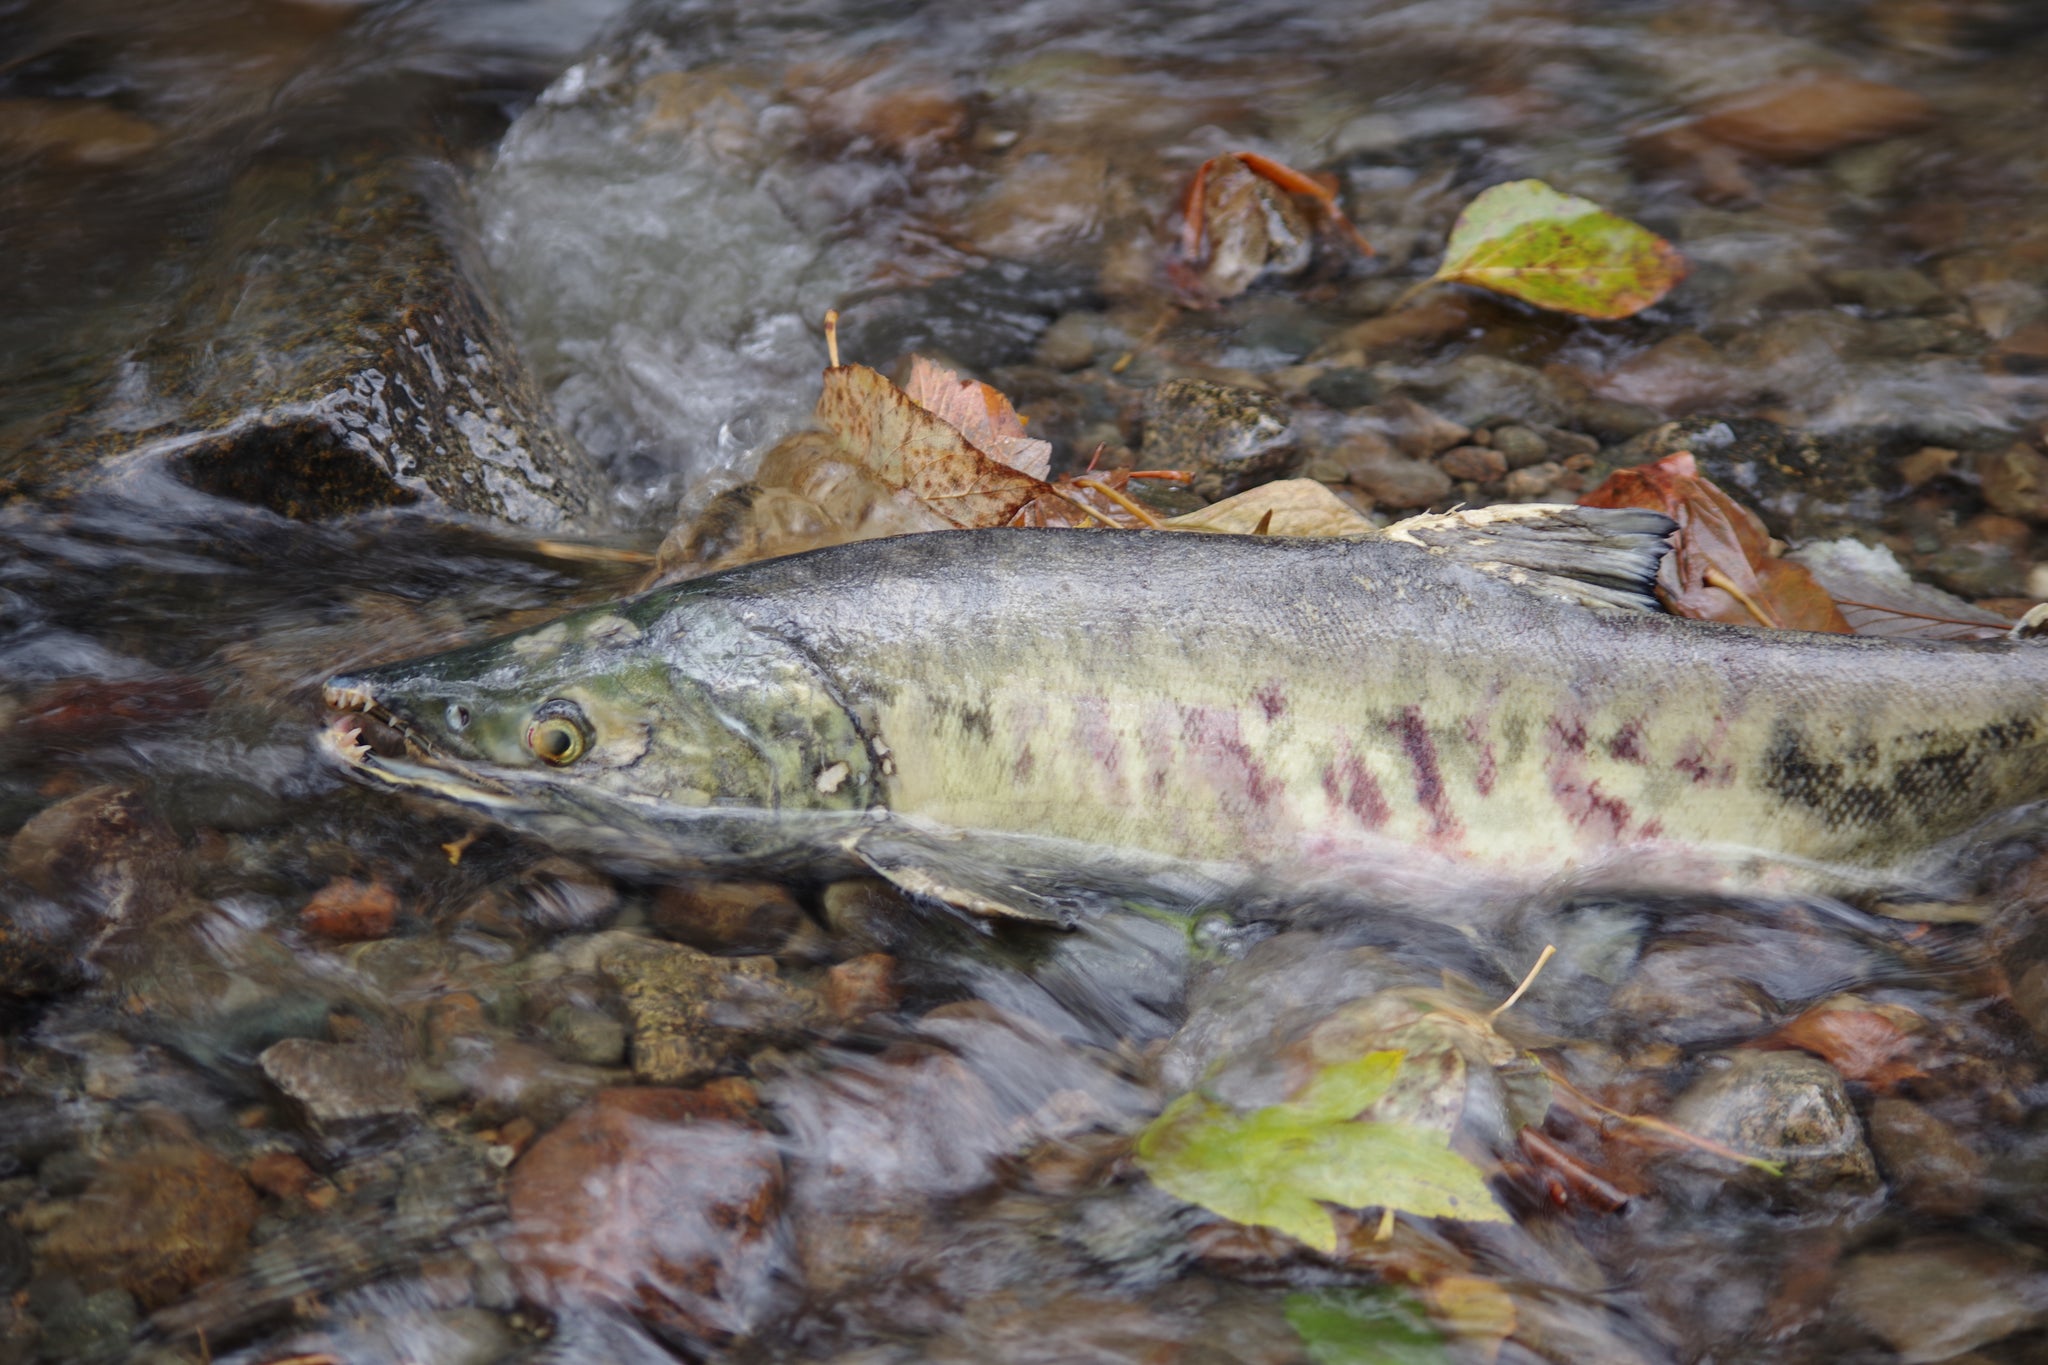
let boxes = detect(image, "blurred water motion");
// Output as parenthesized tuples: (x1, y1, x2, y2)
(6, 1, 2048, 1362)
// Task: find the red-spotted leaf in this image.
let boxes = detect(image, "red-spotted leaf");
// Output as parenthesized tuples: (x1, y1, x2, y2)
(814, 363, 1049, 528)
(903, 356, 1053, 479)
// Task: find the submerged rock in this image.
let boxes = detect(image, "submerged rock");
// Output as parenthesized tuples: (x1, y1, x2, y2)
(1663, 1051, 1878, 1202)
(38, 1142, 259, 1310)
(1140, 379, 1299, 500)
(1834, 1237, 2048, 1363)
(507, 1085, 789, 1341)
(589, 932, 823, 1085)
(9, 152, 602, 528)
(258, 1036, 417, 1128)
(0, 785, 179, 1000)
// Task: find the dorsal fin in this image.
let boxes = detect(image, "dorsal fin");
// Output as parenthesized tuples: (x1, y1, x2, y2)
(1379, 504, 1675, 614)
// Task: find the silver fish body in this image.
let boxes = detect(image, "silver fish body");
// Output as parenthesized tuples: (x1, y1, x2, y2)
(322, 524, 2048, 910)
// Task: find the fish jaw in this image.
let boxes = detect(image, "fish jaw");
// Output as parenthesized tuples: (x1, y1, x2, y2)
(321, 679, 531, 813)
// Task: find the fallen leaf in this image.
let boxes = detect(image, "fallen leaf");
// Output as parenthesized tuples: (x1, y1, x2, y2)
(1164, 479, 1376, 537)
(1423, 1276, 1517, 1360)
(814, 363, 1048, 528)
(1431, 179, 1686, 320)
(1756, 1004, 1928, 1093)
(1790, 538, 2012, 641)
(1136, 1050, 1508, 1254)
(1580, 451, 1851, 631)
(1285, 1285, 1452, 1365)
(902, 356, 1053, 479)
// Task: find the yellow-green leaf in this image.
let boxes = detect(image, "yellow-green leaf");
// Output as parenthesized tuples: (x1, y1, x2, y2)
(1432, 179, 1685, 320)
(1291, 1049, 1402, 1120)
(1286, 1287, 1451, 1365)
(1134, 1051, 1509, 1253)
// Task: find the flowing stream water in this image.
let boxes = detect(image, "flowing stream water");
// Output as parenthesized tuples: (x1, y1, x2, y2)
(8, 2, 2048, 1362)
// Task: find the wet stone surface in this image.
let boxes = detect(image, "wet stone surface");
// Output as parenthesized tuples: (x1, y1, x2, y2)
(8, 0, 2048, 1363)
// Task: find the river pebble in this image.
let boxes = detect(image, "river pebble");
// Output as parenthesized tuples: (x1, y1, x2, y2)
(1141, 380, 1299, 500)
(258, 1037, 416, 1127)
(592, 932, 824, 1085)
(1867, 1097, 1987, 1219)
(649, 879, 805, 955)
(1663, 1052, 1878, 1203)
(1833, 1237, 2048, 1362)
(508, 1085, 788, 1340)
(37, 1142, 258, 1310)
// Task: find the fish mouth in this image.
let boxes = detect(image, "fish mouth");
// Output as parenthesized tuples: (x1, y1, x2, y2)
(320, 681, 525, 812)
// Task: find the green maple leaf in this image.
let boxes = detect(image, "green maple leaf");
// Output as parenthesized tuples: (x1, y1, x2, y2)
(1135, 1050, 1509, 1253)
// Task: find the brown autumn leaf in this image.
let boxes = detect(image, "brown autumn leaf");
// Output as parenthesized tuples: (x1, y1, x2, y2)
(1165, 478, 1375, 537)
(814, 363, 1049, 528)
(1580, 450, 1851, 632)
(903, 355, 1053, 479)
(1754, 1004, 1928, 1093)
(1789, 538, 2014, 642)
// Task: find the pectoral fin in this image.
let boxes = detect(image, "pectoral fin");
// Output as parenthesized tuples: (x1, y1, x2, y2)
(844, 830, 1076, 926)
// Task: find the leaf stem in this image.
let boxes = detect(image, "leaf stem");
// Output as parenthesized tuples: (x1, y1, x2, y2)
(1703, 567, 1780, 628)
(1045, 485, 1120, 528)
(1488, 944, 1556, 1023)
(1075, 478, 1167, 529)
(824, 308, 841, 369)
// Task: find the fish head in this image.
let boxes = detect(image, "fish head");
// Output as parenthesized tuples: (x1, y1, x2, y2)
(320, 592, 878, 864)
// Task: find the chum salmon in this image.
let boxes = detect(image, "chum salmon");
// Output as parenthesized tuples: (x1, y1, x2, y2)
(321, 510, 2048, 920)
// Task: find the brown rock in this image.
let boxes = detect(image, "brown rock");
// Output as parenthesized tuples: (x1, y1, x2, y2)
(1489, 424, 1551, 469)
(1629, 121, 1758, 204)
(0, 98, 160, 166)
(1436, 445, 1507, 483)
(40, 1144, 258, 1309)
(819, 878, 912, 950)
(824, 953, 900, 1023)
(243, 1150, 319, 1202)
(1976, 443, 2048, 522)
(965, 149, 1110, 260)
(299, 877, 398, 941)
(1866, 1098, 1984, 1218)
(1502, 461, 1563, 500)
(1835, 1238, 2048, 1363)
(508, 1087, 787, 1339)
(1363, 396, 1470, 460)
(1897, 445, 1959, 489)
(1964, 513, 2032, 554)
(1692, 71, 1933, 163)
(1591, 333, 1740, 414)
(1318, 292, 1473, 362)
(650, 879, 804, 955)
(7, 784, 178, 919)
(1345, 450, 1452, 510)
(597, 934, 823, 1084)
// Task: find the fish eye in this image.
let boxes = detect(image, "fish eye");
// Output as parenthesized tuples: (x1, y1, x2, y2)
(526, 699, 591, 766)
(446, 703, 471, 732)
